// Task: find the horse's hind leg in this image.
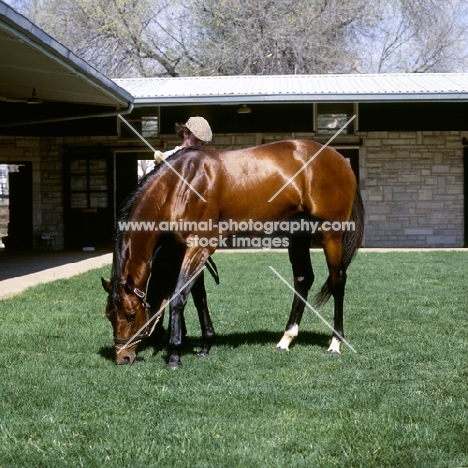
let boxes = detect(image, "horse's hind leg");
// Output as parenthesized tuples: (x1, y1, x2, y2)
(276, 234, 314, 351)
(320, 231, 347, 355)
(190, 271, 215, 358)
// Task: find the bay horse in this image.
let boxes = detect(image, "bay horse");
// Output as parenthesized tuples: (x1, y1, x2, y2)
(102, 139, 364, 368)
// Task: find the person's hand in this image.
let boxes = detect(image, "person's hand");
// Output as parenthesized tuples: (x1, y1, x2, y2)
(154, 151, 164, 163)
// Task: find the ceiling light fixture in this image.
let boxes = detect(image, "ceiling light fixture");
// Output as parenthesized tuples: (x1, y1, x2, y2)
(237, 104, 252, 114)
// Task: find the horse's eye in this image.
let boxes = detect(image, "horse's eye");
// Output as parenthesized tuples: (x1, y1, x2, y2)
(128, 312, 136, 322)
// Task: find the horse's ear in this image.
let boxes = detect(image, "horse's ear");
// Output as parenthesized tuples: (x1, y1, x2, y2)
(101, 277, 112, 293)
(124, 274, 135, 294)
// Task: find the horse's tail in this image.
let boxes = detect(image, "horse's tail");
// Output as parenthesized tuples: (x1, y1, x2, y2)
(341, 187, 365, 272)
(314, 186, 365, 308)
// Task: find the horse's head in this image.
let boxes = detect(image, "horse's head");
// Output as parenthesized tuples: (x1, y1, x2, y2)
(101, 274, 150, 365)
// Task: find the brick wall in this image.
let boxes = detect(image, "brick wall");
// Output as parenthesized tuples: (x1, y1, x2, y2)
(359, 131, 465, 247)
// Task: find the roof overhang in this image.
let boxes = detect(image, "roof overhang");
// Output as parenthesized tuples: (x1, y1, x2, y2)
(0, 1, 133, 127)
(114, 74, 468, 106)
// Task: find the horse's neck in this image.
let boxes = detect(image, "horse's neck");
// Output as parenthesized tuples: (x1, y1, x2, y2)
(117, 166, 189, 289)
(120, 231, 159, 291)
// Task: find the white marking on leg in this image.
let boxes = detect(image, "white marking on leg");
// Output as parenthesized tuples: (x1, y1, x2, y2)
(327, 336, 342, 354)
(269, 266, 357, 353)
(276, 324, 299, 351)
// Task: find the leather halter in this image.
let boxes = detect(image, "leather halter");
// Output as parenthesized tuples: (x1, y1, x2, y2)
(114, 286, 161, 349)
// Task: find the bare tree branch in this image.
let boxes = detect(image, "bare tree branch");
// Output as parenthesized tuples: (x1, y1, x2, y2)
(8, 0, 468, 77)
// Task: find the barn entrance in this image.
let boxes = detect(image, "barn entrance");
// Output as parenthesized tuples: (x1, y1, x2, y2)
(63, 149, 152, 250)
(63, 149, 114, 250)
(464, 148, 468, 247)
(0, 163, 33, 250)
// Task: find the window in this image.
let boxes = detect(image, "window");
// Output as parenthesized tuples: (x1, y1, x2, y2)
(142, 117, 158, 138)
(316, 103, 356, 135)
(69, 159, 109, 209)
(119, 108, 159, 139)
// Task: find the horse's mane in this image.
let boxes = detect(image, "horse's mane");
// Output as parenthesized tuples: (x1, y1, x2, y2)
(109, 147, 207, 309)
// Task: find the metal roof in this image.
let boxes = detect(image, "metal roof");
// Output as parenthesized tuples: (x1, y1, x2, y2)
(0, 1, 133, 109)
(114, 73, 468, 106)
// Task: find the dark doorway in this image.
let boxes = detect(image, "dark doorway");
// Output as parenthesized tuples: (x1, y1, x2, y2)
(464, 148, 468, 246)
(64, 149, 114, 250)
(2, 163, 33, 250)
(335, 148, 360, 182)
(115, 152, 147, 216)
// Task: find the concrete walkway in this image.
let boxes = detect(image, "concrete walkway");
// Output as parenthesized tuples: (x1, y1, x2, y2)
(0, 250, 112, 299)
(0, 247, 465, 299)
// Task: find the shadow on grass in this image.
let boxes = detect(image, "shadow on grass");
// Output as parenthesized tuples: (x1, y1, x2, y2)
(98, 329, 330, 363)
(213, 330, 330, 350)
(98, 340, 199, 363)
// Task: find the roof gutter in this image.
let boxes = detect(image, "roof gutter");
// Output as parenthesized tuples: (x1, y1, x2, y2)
(132, 93, 468, 106)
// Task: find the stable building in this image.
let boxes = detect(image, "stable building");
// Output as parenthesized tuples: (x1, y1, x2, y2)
(1, 1, 468, 250)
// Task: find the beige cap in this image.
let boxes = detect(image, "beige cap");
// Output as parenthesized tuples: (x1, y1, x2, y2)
(185, 116, 212, 142)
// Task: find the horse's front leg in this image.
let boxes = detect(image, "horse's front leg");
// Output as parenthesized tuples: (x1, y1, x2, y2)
(167, 246, 211, 370)
(167, 290, 191, 370)
(191, 271, 215, 358)
(147, 239, 186, 349)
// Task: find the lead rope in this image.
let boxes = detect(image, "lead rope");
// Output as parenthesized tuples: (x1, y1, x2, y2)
(116, 266, 206, 354)
(114, 309, 163, 352)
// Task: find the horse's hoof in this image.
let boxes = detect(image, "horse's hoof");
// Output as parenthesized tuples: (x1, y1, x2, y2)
(275, 346, 288, 352)
(196, 351, 209, 359)
(167, 358, 182, 370)
(327, 349, 341, 355)
(167, 362, 182, 370)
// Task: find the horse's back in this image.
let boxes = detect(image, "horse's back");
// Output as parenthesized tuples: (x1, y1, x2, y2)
(151, 140, 357, 222)
(214, 139, 352, 178)
(169, 139, 352, 182)
(210, 139, 356, 221)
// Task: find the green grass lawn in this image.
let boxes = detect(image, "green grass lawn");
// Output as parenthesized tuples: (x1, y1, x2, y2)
(0, 251, 467, 467)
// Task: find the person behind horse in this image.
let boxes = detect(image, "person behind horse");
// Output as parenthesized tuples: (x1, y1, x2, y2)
(149, 116, 213, 348)
(154, 116, 212, 162)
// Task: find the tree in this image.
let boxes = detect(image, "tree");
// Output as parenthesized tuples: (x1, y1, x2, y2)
(8, 0, 197, 77)
(351, 0, 468, 73)
(5, 0, 468, 76)
(189, 0, 374, 75)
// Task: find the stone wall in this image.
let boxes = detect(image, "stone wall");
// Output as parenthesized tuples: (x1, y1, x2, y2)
(38, 138, 63, 249)
(0, 136, 64, 249)
(359, 131, 465, 247)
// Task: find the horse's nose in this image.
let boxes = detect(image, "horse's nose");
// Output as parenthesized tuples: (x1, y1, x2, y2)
(117, 355, 132, 365)
(115, 346, 136, 365)
(117, 355, 133, 366)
